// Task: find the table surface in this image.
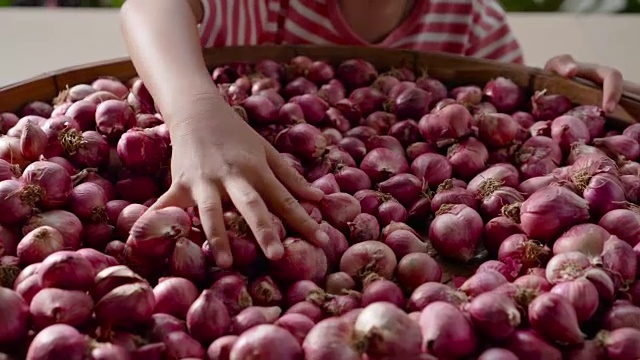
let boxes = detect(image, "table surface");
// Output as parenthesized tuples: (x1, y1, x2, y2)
(1, 9, 639, 87)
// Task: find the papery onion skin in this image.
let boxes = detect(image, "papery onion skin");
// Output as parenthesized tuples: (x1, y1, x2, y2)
(599, 208, 640, 247)
(545, 251, 591, 285)
(598, 327, 640, 360)
(460, 270, 509, 297)
(163, 331, 206, 359)
(419, 301, 477, 358)
(210, 274, 253, 316)
(0, 179, 33, 225)
(502, 329, 562, 360)
(429, 204, 483, 262)
(29, 288, 94, 330)
(25, 324, 88, 360)
(410, 153, 452, 188)
(476, 260, 518, 281)
(274, 313, 314, 345)
(484, 216, 524, 255)
(285, 301, 323, 323)
(95, 282, 156, 329)
(355, 301, 422, 358)
(528, 292, 585, 345)
(38, 250, 95, 290)
(186, 289, 231, 343)
(483, 77, 524, 113)
(498, 234, 551, 276)
(270, 237, 328, 284)
(396, 253, 442, 292)
(340, 240, 397, 281)
(17, 225, 66, 265)
(550, 278, 599, 323)
(601, 236, 637, 288)
(467, 163, 520, 195)
(467, 291, 521, 340)
(582, 173, 626, 218)
(418, 104, 472, 148)
(360, 148, 409, 184)
(0, 287, 30, 345)
(229, 324, 302, 360)
(153, 277, 199, 319)
(602, 303, 640, 331)
(552, 223, 609, 256)
(519, 185, 590, 243)
(302, 318, 361, 360)
(232, 306, 282, 334)
(22, 210, 83, 250)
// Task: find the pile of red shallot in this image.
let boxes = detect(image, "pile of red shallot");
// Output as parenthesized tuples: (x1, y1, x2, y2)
(0, 56, 639, 360)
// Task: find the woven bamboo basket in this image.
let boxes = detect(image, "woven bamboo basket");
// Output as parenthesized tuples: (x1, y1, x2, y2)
(2, 45, 640, 126)
(1, 45, 639, 279)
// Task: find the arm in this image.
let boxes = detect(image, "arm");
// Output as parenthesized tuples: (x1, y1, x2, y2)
(119, 0, 326, 267)
(464, 0, 524, 64)
(119, 0, 223, 130)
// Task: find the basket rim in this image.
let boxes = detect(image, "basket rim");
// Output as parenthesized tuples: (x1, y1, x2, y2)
(1, 45, 638, 126)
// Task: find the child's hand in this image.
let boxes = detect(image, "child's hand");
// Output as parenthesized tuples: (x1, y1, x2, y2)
(147, 96, 328, 268)
(544, 54, 624, 113)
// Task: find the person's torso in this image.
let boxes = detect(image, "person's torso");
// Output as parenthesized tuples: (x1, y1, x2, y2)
(199, 0, 476, 56)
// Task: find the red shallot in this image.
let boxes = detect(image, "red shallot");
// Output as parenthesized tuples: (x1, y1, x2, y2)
(429, 204, 483, 261)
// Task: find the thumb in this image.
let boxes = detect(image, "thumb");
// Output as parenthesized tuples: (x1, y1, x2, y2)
(146, 186, 192, 212)
(545, 55, 579, 78)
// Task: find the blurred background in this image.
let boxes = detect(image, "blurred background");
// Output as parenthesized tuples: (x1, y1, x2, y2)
(1, 0, 640, 12)
(1, 0, 639, 86)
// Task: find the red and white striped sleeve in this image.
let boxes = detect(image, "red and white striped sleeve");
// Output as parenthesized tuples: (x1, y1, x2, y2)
(198, 0, 280, 48)
(464, 0, 524, 64)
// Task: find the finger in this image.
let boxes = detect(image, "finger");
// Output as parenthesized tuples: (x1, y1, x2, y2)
(260, 171, 329, 248)
(193, 184, 232, 268)
(574, 65, 623, 112)
(224, 176, 284, 260)
(544, 54, 578, 77)
(559, 63, 624, 113)
(601, 68, 624, 113)
(265, 143, 324, 202)
(146, 185, 192, 212)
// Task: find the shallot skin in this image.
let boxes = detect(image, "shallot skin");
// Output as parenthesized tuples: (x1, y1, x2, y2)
(17, 59, 640, 360)
(303, 318, 361, 360)
(355, 301, 422, 358)
(229, 324, 302, 360)
(428, 204, 483, 261)
(419, 301, 477, 358)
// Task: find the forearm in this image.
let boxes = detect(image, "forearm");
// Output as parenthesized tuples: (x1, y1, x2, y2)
(119, 0, 224, 131)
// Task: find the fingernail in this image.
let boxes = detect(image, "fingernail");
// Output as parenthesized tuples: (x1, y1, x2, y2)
(267, 243, 285, 260)
(315, 230, 330, 246)
(311, 187, 325, 198)
(564, 63, 578, 74)
(216, 251, 233, 268)
(605, 101, 617, 113)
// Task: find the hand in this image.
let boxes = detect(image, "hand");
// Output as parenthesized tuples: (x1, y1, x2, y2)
(544, 54, 624, 113)
(148, 95, 328, 268)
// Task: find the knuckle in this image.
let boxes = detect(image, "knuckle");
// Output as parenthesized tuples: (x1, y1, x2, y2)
(609, 68, 623, 81)
(198, 200, 220, 214)
(546, 54, 572, 68)
(558, 53, 574, 62)
(241, 191, 263, 208)
(171, 181, 190, 195)
(289, 170, 308, 186)
(252, 218, 276, 241)
(280, 193, 301, 212)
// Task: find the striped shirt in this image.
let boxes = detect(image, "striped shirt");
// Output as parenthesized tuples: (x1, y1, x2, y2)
(198, 0, 524, 64)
